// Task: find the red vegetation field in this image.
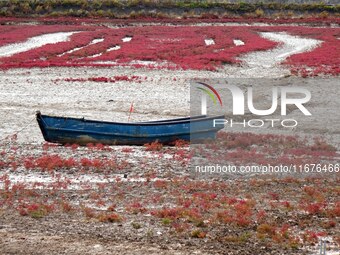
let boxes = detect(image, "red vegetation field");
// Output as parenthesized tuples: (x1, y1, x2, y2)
(257, 26, 340, 76)
(0, 23, 339, 76)
(0, 132, 339, 253)
(195, 132, 338, 167)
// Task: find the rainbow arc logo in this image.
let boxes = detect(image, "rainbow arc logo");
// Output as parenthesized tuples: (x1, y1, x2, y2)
(196, 82, 223, 115)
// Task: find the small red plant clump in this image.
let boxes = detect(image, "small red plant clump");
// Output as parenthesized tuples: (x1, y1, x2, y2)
(302, 230, 326, 244)
(83, 207, 96, 218)
(302, 202, 326, 215)
(144, 141, 163, 151)
(151, 207, 183, 220)
(21, 152, 120, 172)
(268, 192, 280, 201)
(0, 160, 7, 169)
(18, 203, 54, 218)
(281, 201, 293, 210)
(171, 139, 189, 147)
(98, 213, 122, 223)
(191, 229, 207, 238)
(257, 223, 276, 239)
(23, 154, 77, 171)
(153, 180, 168, 189)
(121, 147, 134, 153)
(60, 201, 73, 213)
(64, 78, 87, 82)
(326, 202, 340, 218)
(64, 75, 142, 83)
(79, 157, 117, 171)
(125, 202, 147, 214)
(86, 143, 112, 151)
(113, 75, 141, 82)
(322, 220, 336, 229)
(256, 210, 267, 223)
(215, 199, 255, 227)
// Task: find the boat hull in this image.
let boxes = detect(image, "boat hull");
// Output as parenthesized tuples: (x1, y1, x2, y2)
(36, 112, 224, 145)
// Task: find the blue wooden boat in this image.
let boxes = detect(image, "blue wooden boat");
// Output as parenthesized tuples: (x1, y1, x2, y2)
(36, 111, 224, 145)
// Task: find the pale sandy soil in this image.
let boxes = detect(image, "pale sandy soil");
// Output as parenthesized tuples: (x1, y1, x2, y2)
(0, 32, 79, 58)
